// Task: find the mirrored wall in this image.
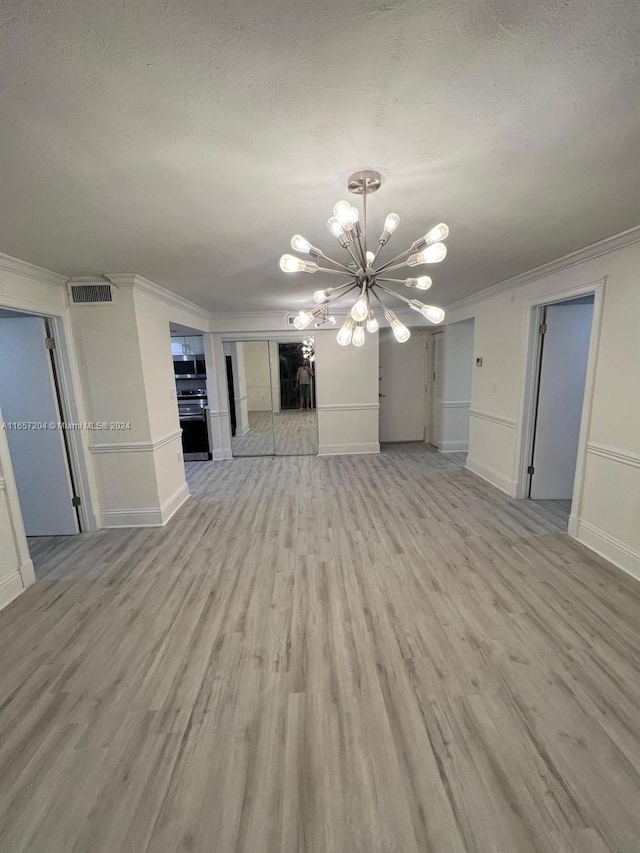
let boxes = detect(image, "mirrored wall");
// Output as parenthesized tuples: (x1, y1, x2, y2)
(223, 339, 318, 457)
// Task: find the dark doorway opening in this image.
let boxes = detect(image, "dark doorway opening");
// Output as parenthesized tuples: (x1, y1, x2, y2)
(278, 343, 316, 410)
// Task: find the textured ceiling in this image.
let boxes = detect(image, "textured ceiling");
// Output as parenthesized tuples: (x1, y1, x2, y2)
(1, 0, 639, 313)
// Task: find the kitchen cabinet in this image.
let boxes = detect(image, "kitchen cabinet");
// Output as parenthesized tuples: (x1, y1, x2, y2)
(171, 335, 204, 356)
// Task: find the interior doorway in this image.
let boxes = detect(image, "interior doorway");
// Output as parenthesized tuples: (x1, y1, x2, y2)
(378, 329, 428, 442)
(0, 312, 81, 536)
(527, 295, 595, 501)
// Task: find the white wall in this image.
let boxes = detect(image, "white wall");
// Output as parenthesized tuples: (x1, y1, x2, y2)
(315, 328, 380, 455)
(70, 275, 212, 527)
(448, 239, 640, 580)
(242, 341, 272, 411)
(440, 318, 474, 452)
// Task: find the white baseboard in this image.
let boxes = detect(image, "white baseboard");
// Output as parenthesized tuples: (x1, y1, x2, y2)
(101, 507, 165, 528)
(567, 513, 579, 537)
(0, 570, 25, 610)
(440, 440, 469, 453)
(318, 442, 380, 456)
(576, 519, 640, 583)
(466, 455, 517, 497)
(212, 448, 233, 461)
(160, 483, 190, 524)
(19, 557, 36, 588)
(100, 483, 191, 529)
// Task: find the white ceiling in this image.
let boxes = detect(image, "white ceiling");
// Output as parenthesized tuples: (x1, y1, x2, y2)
(1, 0, 639, 313)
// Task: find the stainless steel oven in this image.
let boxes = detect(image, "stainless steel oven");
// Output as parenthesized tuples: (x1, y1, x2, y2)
(177, 389, 210, 461)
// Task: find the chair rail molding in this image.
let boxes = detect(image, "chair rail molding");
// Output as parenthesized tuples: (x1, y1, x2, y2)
(317, 403, 380, 411)
(468, 409, 517, 429)
(585, 442, 640, 468)
(89, 429, 183, 454)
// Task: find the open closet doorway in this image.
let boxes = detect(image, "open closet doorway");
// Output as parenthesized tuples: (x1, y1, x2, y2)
(527, 295, 595, 504)
(0, 312, 81, 536)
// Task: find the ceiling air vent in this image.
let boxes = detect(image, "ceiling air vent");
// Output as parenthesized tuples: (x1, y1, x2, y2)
(67, 281, 116, 305)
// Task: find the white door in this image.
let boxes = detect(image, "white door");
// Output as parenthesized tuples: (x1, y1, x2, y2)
(379, 330, 427, 442)
(429, 333, 444, 447)
(0, 317, 79, 535)
(530, 300, 594, 500)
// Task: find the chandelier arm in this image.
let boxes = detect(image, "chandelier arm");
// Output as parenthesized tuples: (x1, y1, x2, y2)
(374, 283, 412, 306)
(370, 288, 387, 309)
(324, 282, 359, 305)
(354, 231, 367, 267)
(374, 248, 412, 273)
(344, 242, 363, 269)
(325, 279, 358, 296)
(319, 253, 354, 273)
(316, 266, 355, 277)
(376, 259, 414, 274)
(376, 277, 409, 284)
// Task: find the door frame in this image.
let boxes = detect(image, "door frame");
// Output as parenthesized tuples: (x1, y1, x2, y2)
(427, 331, 444, 448)
(514, 277, 605, 534)
(423, 331, 433, 444)
(0, 303, 99, 532)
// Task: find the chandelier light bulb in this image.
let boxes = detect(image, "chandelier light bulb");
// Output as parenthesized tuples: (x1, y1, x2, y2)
(350, 294, 369, 322)
(425, 223, 450, 244)
(280, 254, 319, 274)
(293, 311, 314, 330)
(348, 206, 360, 224)
(406, 276, 433, 290)
(422, 305, 446, 324)
(384, 213, 400, 234)
(328, 315, 337, 325)
(408, 300, 446, 324)
(313, 288, 331, 304)
(366, 251, 375, 266)
(366, 311, 379, 334)
(352, 323, 365, 347)
(291, 235, 312, 254)
(407, 243, 447, 266)
(336, 316, 355, 346)
(327, 216, 344, 238)
(384, 309, 411, 343)
(334, 200, 353, 225)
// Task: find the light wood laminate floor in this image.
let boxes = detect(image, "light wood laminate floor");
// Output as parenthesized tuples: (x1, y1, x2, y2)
(231, 409, 318, 457)
(2, 445, 640, 853)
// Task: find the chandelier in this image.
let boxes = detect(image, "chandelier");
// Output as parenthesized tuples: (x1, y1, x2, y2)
(279, 169, 448, 346)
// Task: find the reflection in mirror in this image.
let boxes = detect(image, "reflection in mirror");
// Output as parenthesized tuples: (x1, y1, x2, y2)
(224, 338, 318, 457)
(273, 339, 318, 456)
(225, 341, 275, 457)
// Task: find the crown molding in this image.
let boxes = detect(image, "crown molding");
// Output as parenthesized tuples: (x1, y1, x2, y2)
(105, 273, 213, 320)
(444, 226, 640, 313)
(0, 252, 67, 287)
